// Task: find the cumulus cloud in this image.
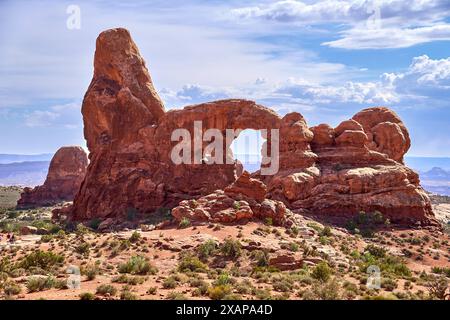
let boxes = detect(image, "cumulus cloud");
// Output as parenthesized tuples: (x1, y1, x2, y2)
(231, 0, 450, 49)
(24, 102, 82, 128)
(162, 55, 449, 112)
(232, 0, 449, 24)
(323, 24, 450, 49)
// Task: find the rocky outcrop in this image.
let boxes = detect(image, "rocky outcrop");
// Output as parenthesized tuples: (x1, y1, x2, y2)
(172, 172, 287, 225)
(17, 146, 88, 208)
(262, 107, 434, 225)
(66, 28, 435, 226)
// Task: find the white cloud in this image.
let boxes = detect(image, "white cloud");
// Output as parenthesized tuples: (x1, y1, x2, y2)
(231, 0, 449, 25)
(162, 55, 449, 115)
(231, 0, 450, 49)
(323, 24, 450, 49)
(24, 102, 81, 128)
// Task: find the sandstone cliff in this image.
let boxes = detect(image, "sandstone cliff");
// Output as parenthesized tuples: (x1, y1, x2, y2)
(17, 146, 88, 208)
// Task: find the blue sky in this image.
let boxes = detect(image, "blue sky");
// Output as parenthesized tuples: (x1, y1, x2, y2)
(1, 0, 450, 156)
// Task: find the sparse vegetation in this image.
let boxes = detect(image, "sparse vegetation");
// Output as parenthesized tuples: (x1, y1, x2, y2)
(118, 256, 158, 275)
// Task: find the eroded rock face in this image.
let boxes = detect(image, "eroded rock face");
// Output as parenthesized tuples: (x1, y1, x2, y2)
(172, 172, 287, 225)
(68, 28, 435, 226)
(263, 107, 434, 225)
(17, 146, 88, 208)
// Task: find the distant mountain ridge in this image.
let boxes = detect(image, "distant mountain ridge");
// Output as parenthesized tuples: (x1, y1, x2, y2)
(419, 167, 450, 196)
(405, 156, 450, 172)
(0, 153, 53, 164)
(0, 161, 50, 187)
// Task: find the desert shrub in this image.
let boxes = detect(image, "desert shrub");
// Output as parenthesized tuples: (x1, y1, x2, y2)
(426, 276, 449, 300)
(220, 238, 242, 258)
(0, 257, 12, 274)
(129, 231, 141, 243)
(31, 220, 61, 234)
(112, 274, 145, 285)
(96, 284, 117, 296)
(118, 256, 157, 275)
(213, 272, 233, 286)
(431, 267, 450, 277)
(346, 211, 388, 237)
(162, 276, 179, 289)
(197, 239, 217, 261)
(26, 276, 55, 292)
(3, 281, 21, 296)
(120, 290, 139, 300)
(81, 263, 99, 280)
(251, 250, 269, 268)
(272, 276, 294, 292)
(235, 279, 254, 294)
(310, 278, 341, 300)
(147, 287, 157, 295)
(189, 278, 209, 296)
(311, 262, 333, 282)
(79, 292, 95, 300)
(381, 277, 398, 291)
(357, 251, 411, 278)
(365, 245, 387, 258)
(320, 226, 333, 237)
(289, 242, 299, 252)
(208, 285, 232, 300)
(178, 254, 208, 273)
(75, 223, 90, 235)
(75, 242, 91, 255)
(18, 250, 64, 271)
(179, 217, 191, 229)
(166, 291, 188, 300)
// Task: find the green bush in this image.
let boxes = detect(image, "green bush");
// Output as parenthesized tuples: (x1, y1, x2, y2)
(311, 262, 332, 282)
(197, 240, 217, 261)
(18, 250, 64, 271)
(208, 285, 232, 300)
(320, 226, 333, 237)
(129, 231, 141, 243)
(220, 238, 242, 258)
(213, 272, 233, 286)
(79, 292, 95, 300)
(81, 264, 99, 280)
(75, 242, 91, 255)
(179, 217, 191, 229)
(26, 276, 56, 292)
(118, 256, 157, 275)
(365, 245, 387, 258)
(120, 290, 139, 300)
(178, 254, 208, 273)
(166, 291, 188, 300)
(251, 250, 269, 268)
(163, 276, 179, 289)
(346, 211, 387, 237)
(3, 281, 22, 296)
(112, 274, 145, 285)
(96, 284, 117, 296)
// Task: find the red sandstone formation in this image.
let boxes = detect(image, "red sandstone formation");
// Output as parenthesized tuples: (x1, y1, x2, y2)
(17, 146, 88, 208)
(172, 171, 286, 225)
(68, 28, 435, 226)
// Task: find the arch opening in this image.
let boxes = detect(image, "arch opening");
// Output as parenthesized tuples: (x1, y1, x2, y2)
(230, 129, 264, 174)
